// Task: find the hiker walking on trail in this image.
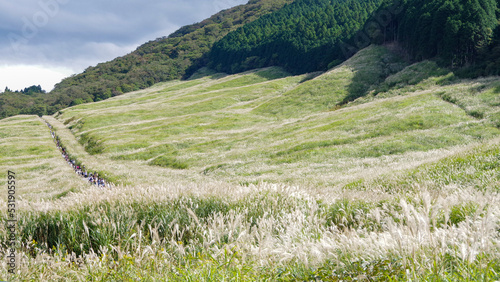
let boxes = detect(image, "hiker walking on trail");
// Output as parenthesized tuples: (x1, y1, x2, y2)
(44, 120, 114, 189)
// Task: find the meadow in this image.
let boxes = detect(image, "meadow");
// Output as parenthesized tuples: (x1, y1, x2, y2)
(1, 46, 499, 280)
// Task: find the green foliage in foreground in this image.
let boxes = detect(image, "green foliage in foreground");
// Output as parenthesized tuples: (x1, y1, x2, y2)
(20, 252, 496, 281)
(3, 186, 499, 281)
(6, 192, 302, 256)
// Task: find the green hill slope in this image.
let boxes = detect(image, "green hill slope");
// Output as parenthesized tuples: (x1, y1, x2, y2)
(208, 0, 500, 74)
(2, 0, 499, 121)
(2, 45, 500, 279)
(53, 46, 500, 187)
(254, 45, 407, 117)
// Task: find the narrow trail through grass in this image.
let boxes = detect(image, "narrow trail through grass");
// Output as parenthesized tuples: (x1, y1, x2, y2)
(41, 118, 114, 188)
(2, 46, 500, 280)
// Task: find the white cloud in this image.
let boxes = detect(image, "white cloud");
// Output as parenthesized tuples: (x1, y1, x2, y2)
(0, 65, 74, 92)
(0, 0, 248, 92)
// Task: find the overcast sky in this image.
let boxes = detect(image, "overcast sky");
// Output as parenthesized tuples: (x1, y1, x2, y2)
(0, 0, 247, 91)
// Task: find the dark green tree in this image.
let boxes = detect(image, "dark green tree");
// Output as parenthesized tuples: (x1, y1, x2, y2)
(363, 0, 498, 66)
(208, 0, 384, 74)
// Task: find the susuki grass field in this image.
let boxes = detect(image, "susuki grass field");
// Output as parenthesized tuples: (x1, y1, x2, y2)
(1, 46, 500, 280)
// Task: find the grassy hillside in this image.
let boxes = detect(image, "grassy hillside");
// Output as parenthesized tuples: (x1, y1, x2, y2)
(0, 116, 86, 201)
(53, 46, 500, 187)
(254, 45, 408, 117)
(1, 46, 500, 280)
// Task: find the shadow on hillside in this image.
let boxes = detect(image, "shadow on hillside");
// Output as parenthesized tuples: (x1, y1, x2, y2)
(252, 67, 286, 80)
(339, 51, 406, 105)
(187, 67, 228, 81)
(342, 71, 376, 104)
(299, 72, 323, 83)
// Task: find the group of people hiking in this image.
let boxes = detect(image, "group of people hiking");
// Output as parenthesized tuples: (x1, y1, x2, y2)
(45, 120, 111, 189)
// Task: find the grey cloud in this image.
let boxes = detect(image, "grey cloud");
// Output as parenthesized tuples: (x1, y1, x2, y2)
(1, 0, 247, 73)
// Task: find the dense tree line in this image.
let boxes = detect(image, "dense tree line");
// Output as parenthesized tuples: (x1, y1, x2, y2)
(460, 16, 500, 77)
(357, 0, 498, 67)
(0, 86, 49, 118)
(208, 0, 384, 74)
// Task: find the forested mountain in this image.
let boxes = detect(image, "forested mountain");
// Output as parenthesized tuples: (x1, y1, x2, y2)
(1, 0, 499, 119)
(50, 0, 293, 103)
(208, 0, 383, 74)
(209, 0, 500, 74)
(0, 0, 293, 118)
